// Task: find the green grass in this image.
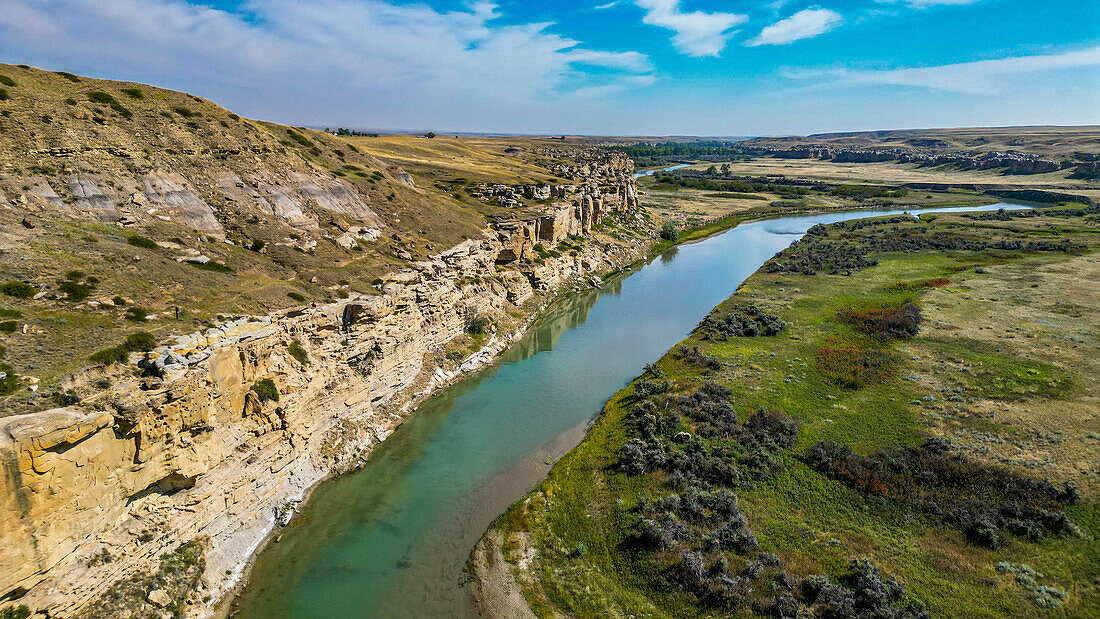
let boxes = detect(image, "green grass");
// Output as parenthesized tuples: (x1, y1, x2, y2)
(493, 216, 1100, 618)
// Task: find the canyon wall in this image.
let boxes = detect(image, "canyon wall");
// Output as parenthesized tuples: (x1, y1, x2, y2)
(0, 159, 644, 617)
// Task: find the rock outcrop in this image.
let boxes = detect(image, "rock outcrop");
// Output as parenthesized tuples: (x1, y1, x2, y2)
(0, 175, 644, 617)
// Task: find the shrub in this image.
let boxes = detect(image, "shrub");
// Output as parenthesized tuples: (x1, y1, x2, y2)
(0, 363, 18, 395)
(466, 314, 491, 335)
(58, 280, 92, 301)
(696, 302, 784, 340)
(124, 307, 148, 322)
(0, 605, 30, 619)
(190, 260, 233, 272)
(65, 270, 85, 281)
(838, 301, 922, 338)
(287, 340, 309, 365)
(109, 101, 133, 119)
(190, 261, 233, 273)
(112, 295, 127, 306)
(89, 346, 129, 365)
(251, 378, 279, 403)
(0, 321, 17, 333)
(816, 338, 896, 388)
(0, 89, 10, 101)
(55, 71, 81, 82)
(804, 439, 1078, 548)
(87, 91, 118, 105)
(89, 331, 157, 366)
(801, 558, 929, 619)
(127, 235, 158, 249)
(124, 331, 157, 351)
(172, 105, 197, 118)
(659, 221, 679, 241)
(0, 75, 15, 87)
(287, 291, 306, 302)
(121, 87, 144, 99)
(1, 281, 35, 299)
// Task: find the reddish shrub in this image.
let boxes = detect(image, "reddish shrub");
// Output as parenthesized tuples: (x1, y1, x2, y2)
(815, 339, 897, 388)
(919, 277, 950, 287)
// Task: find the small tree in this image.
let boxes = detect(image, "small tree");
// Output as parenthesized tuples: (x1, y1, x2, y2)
(660, 221, 679, 242)
(425, 131, 436, 139)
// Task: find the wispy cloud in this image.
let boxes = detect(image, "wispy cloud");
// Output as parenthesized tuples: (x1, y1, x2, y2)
(747, 8, 843, 47)
(782, 46, 1100, 94)
(635, 0, 747, 57)
(880, 0, 983, 7)
(0, 0, 654, 131)
(594, 1, 619, 9)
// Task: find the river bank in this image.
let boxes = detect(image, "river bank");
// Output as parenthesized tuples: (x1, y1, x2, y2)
(480, 204, 1099, 617)
(231, 202, 1042, 617)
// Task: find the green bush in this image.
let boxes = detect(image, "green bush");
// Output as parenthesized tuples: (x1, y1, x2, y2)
(467, 314, 491, 335)
(58, 280, 92, 301)
(0, 363, 20, 395)
(287, 340, 309, 366)
(0, 281, 35, 299)
(64, 97, 77, 105)
(190, 261, 233, 273)
(251, 378, 279, 403)
(0, 605, 29, 619)
(0, 75, 15, 87)
(121, 87, 144, 99)
(659, 221, 679, 241)
(172, 105, 198, 118)
(89, 331, 157, 365)
(89, 347, 129, 365)
(0, 309, 22, 319)
(87, 91, 119, 105)
(287, 291, 306, 302)
(112, 295, 127, 306)
(124, 307, 148, 322)
(65, 270, 85, 281)
(127, 235, 158, 249)
(55, 71, 81, 82)
(0, 89, 9, 101)
(0, 321, 17, 333)
(109, 101, 133, 119)
(124, 331, 157, 351)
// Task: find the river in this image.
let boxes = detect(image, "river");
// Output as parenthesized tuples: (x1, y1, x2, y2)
(633, 163, 689, 178)
(234, 202, 1028, 618)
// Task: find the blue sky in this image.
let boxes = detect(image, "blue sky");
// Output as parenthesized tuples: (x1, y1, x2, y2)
(1, 0, 1097, 135)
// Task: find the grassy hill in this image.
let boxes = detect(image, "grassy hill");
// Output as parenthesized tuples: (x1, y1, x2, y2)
(743, 125, 1100, 158)
(0, 63, 585, 415)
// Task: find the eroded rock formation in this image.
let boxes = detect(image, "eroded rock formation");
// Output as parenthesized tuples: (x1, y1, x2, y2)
(0, 171, 643, 617)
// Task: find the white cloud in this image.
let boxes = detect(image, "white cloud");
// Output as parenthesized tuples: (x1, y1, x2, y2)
(881, 0, 983, 7)
(782, 46, 1100, 94)
(746, 8, 843, 47)
(635, 0, 747, 57)
(594, 1, 619, 9)
(0, 0, 654, 132)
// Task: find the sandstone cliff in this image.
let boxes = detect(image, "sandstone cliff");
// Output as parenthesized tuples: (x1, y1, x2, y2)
(0, 161, 646, 618)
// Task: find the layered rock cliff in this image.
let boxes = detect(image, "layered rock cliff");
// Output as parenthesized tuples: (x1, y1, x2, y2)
(0, 155, 646, 617)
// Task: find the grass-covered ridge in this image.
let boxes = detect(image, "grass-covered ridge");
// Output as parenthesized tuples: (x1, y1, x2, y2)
(488, 209, 1100, 617)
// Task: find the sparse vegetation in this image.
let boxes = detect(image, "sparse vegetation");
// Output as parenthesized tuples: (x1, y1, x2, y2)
(127, 234, 158, 249)
(287, 340, 309, 365)
(0, 281, 35, 299)
(251, 378, 279, 403)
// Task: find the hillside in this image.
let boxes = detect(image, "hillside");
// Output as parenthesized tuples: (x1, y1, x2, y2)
(743, 125, 1100, 158)
(0, 63, 619, 415)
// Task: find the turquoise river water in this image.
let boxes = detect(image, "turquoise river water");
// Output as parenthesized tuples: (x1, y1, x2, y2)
(235, 202, 1027, 618)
